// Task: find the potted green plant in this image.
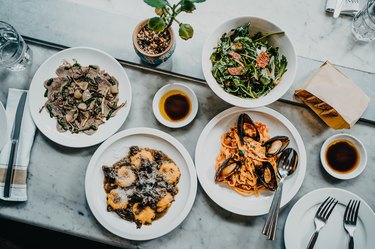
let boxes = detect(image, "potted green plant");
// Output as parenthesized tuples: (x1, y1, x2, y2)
(133, 0, 206, 65)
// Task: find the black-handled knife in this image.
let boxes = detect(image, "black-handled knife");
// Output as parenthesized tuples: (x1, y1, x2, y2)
(4, 92, 27, 198)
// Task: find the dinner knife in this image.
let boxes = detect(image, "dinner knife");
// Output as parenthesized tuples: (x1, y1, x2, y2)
(3, 92, 27, 198)
(333, 0, 344, 18)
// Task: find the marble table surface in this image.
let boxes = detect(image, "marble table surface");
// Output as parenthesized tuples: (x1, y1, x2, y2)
(66, 0, 375, 75)
(0, 0, 375, 248)
(0, 43, 375, 249)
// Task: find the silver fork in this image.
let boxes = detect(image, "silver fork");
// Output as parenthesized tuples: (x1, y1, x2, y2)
(344, 200, 361, 249)
(306, 197, 338, 249)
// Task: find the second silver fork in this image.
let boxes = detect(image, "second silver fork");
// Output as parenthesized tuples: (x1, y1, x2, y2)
(344, 199, 361, 249)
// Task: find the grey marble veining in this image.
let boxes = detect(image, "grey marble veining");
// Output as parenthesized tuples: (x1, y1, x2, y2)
(0, 44, 375, 249)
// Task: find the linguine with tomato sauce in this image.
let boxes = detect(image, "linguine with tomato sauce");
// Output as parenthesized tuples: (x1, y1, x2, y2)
(215, 121, 279, 196)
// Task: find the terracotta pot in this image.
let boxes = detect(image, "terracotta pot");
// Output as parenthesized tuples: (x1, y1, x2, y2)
(132, 19, 176, 65)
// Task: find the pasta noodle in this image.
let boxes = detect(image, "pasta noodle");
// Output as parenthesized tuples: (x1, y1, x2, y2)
(214, 118, 280, 196)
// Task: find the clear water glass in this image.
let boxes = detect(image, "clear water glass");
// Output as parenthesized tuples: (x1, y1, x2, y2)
(352, 0, 375, 42)
(0, 21, 32, 71)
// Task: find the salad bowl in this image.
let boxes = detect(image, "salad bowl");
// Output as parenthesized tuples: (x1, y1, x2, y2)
(202, 16, 297, 108)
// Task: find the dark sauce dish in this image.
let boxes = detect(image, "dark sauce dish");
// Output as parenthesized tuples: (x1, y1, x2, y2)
(153, 83, 198, 128)
(320, 134, 367, 180)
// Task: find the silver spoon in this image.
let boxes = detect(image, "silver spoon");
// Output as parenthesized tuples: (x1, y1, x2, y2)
(262, 148, 299, 240)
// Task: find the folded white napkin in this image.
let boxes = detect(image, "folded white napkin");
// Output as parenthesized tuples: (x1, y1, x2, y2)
(0, 89, 36, 201)
(326, 0, 359, 16)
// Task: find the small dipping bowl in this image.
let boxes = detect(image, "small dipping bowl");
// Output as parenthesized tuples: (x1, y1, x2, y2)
(0, 102, 8, 150)
(320, 134, 367, 180)
(152, 83, 198, 128)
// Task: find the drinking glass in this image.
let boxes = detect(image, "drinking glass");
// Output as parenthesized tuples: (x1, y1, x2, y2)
(352, 0, 375, 42)
(0, 21, 32, 71)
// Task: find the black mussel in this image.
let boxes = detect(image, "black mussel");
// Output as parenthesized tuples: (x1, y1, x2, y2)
(215, 158, 240, 182)
(263, 136, 290, 157)
(277, 148, 298, 175)
(254, 162, 277, 191)
(237, 113, 260, 143)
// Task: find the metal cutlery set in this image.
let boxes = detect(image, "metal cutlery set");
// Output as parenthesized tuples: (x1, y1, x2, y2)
(3, 92, 27, 198)
(262, 148, 298, 240)
(262, 165, 361, 249)
(279, 196, 360, 249)
(326, 0, 359, 17)
(306, 197, 360, 249)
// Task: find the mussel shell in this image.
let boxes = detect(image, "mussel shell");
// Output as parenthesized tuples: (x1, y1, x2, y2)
(263, 136, 290, 157)
(215, 158, 240, 182)
(254, 162, 277, 191)
(237, 113, 260, 143)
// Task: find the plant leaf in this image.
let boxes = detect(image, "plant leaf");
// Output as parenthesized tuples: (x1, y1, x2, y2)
(192, 0, 206, 2)
(179, 23, 194, 40)
(148, 17, 166, 32)
(181, 0, 196, 13)
(143, 0, 167, 8)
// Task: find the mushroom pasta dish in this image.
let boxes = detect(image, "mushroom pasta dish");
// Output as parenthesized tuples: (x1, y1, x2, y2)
(40, 60, 125, 135)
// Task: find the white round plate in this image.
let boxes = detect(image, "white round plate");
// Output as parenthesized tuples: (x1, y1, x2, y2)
(202, 16, 297, 108)
(0, 102, 7, 150)
(320, 134, 367, 180)
(152, 83, 198, 128)
(28, 47, 132, 148)
(284, 188, 375, 249)
(195, 107, 306, 216)
(85, 128, 197, 240)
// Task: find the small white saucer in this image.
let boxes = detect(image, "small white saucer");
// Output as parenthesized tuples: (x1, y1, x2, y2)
(152, 83, 198, 128)
(0, 102, 8, 151)
(320, 133, 367, 180)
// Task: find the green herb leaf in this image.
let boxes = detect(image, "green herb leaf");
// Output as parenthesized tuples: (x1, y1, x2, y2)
(179, 23, 194, 40)
(260, 76, 271, 85)
(108, 79, 116, 86)
(47, 78, 53, 86)
(192, 0, 205, 2)
(148, 17, 166, 32)
(46, 104, 54, 117)
(181, 0, 196, 12)
(143, 0, 167, 8)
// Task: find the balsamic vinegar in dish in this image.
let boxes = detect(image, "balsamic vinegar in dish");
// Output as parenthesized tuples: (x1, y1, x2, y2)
(325, 140, 359, 174)
(159, 90, 191, 122)
(102, 146, 181, 228)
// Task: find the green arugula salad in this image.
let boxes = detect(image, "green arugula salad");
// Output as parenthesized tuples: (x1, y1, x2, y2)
(210, 24, 288, 99)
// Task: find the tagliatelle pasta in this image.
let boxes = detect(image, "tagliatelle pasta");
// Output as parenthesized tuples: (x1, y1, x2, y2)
(214, 117, 281, 196)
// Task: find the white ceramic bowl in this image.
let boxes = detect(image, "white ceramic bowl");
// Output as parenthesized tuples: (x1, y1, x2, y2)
(320, 134, 367, 180)
(152, 83, 198, 128)
(0, 102, 8, 151)
(202, 16, 297, 108)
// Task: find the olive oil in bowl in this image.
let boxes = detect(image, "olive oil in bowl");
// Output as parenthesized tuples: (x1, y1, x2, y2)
(152, 83, 198, 128)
